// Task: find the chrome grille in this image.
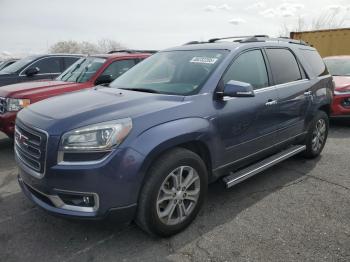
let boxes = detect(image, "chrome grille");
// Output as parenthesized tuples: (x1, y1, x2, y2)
(0, 97, 6, 114)
(15, 122, 48, 177)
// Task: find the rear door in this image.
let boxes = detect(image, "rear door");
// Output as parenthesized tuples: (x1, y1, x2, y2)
(265, 48, 311, 142)
(216, 49, 280, 164)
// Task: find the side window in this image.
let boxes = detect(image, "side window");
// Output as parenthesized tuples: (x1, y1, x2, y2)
(31, 57, 61, 74)
(63, 57, 80, 70)
(223, 49, 269, 89)
(300, 49, 328, 77)
(100, 59, 136, 80)
(266, 49, 302, 85)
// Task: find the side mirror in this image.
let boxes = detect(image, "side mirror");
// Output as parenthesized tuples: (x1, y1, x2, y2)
(218, 80, 255, 99)
(95, 74, 112, 85)
(25, 67, 40, 77)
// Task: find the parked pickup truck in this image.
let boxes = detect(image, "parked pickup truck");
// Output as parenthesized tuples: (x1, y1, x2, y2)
(16, 36, 333, 237)
(0, 51, 152, 138)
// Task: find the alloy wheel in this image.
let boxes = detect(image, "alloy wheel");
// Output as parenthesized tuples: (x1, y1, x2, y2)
(311, 119, 326, 152)
(156, 166, 200, 226)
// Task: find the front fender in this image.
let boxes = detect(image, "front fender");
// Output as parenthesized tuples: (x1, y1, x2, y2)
(129, 117, 221, 177)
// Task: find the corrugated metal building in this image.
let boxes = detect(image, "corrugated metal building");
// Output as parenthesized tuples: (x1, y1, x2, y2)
(290, 28, 350, 57)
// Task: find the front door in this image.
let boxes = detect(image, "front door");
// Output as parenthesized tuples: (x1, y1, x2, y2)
(20, 57, 63, 82)
(216, 49, 280, 165)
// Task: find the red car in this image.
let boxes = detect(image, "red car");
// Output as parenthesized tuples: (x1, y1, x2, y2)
(324, 56, 350, 117)
(0, 51, 153, 138)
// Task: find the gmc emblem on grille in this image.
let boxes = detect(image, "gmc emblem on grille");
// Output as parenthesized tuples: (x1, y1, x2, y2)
(15, 130, 29, 147)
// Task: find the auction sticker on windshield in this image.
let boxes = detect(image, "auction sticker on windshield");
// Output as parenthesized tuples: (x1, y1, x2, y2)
(190, 57, 218, 64)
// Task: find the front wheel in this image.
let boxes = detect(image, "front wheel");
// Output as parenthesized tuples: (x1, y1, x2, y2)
(303, 110, 329, 158)
(136, 148, 208, 237)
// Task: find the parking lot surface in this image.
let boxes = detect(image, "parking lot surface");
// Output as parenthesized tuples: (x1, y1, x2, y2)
(0, 120, 349, 262)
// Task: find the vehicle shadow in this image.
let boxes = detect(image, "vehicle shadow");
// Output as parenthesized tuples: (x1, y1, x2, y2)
(0, 135, 15, 170)
(329, 118, 350, 139)
(0, 153, 321, 262)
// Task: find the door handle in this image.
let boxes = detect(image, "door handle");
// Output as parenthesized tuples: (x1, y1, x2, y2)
(304, 91, 312, 96)
(265, 100, 278, 106)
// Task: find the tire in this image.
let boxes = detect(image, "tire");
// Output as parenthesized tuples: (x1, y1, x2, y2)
(303, 110, 329, 158)
(135, 148, 208, 237)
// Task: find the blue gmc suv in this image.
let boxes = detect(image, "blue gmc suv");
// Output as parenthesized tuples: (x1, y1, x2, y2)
(15, 36, 333, 237)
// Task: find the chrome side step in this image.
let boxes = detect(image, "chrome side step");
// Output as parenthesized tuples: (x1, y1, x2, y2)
(223, 145, 306, 188)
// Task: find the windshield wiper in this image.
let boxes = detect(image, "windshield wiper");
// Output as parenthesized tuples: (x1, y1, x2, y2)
(59, 59, 85, 81)
(119, 88, 160, 94)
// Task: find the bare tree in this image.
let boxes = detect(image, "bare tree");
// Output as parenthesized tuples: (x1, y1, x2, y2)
(97, 39, 125, 53)
(49, 40, 98, 54)
(279, 16, 306, 37)
(49, 39, 125, 54)
(311, 9, 346, 30)
(279, 9, 347, 37)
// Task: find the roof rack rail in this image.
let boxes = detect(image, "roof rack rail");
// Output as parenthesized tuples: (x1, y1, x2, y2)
(108, 50, 158, 54)
(208, 35, 269, 43)
(184, 35, 309, 46)
(183, 41, 207, 45)
(273, 37, 308, 45)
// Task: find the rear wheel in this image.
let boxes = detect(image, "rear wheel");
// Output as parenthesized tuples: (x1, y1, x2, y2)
(136, 148, 208, 237)
(303, 111, 329, 158)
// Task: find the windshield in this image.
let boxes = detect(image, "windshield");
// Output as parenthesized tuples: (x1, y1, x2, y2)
(110, 50, 228, 95)
(57, 57, 106, 82)
(0, 56, 37, 74)
(324, 58, 350, 76)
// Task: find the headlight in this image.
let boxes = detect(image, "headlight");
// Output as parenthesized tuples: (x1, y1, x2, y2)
(60, 118, 132, 152)
(6, 98, 31, 112)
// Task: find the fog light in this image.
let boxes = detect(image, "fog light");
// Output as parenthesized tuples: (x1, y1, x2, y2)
(58, 193, 95, 207)
(342, 98, 350, 107)
(83, 196, 92, 205)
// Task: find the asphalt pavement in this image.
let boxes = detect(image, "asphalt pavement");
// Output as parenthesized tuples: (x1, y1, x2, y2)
(0, 120, 349, 262)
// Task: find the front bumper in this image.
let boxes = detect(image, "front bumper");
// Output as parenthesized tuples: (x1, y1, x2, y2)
(0, 111, 17, 137)
(331, 93, 350, 117)
(17, 145, 146, 222)
(18, 176, 137, 221)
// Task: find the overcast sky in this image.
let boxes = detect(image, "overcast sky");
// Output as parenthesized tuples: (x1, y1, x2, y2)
(0, 0, 349, 55)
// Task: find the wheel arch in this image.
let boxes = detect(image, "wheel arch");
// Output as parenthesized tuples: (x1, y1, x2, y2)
(130, 118, 218, 196)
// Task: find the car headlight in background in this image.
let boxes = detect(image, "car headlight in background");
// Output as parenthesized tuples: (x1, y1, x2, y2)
(60, 118, 132, 152)
(6, 98, 31, 112)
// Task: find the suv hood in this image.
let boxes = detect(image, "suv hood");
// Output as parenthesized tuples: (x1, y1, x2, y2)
(0, 80, 82, 98)
(333, 76, 350, 92)
(18, 87, 188, 136)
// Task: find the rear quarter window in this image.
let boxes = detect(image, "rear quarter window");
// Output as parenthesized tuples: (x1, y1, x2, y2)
(266, 48, 302, 85)
(300, 49, 328, 77)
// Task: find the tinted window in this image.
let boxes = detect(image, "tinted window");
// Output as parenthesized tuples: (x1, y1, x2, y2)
(31, 57, 61, 74)
(266, 49, 302, 85)
(63, 57, 80, 70)
(100, 59, 136, 81)
(323, 58, 348, 76)
(302, 50, 328, 77)
(223, 50, 269, 89)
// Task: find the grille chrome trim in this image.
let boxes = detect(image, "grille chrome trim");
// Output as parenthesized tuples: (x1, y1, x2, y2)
(15, 122, 48, 179)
